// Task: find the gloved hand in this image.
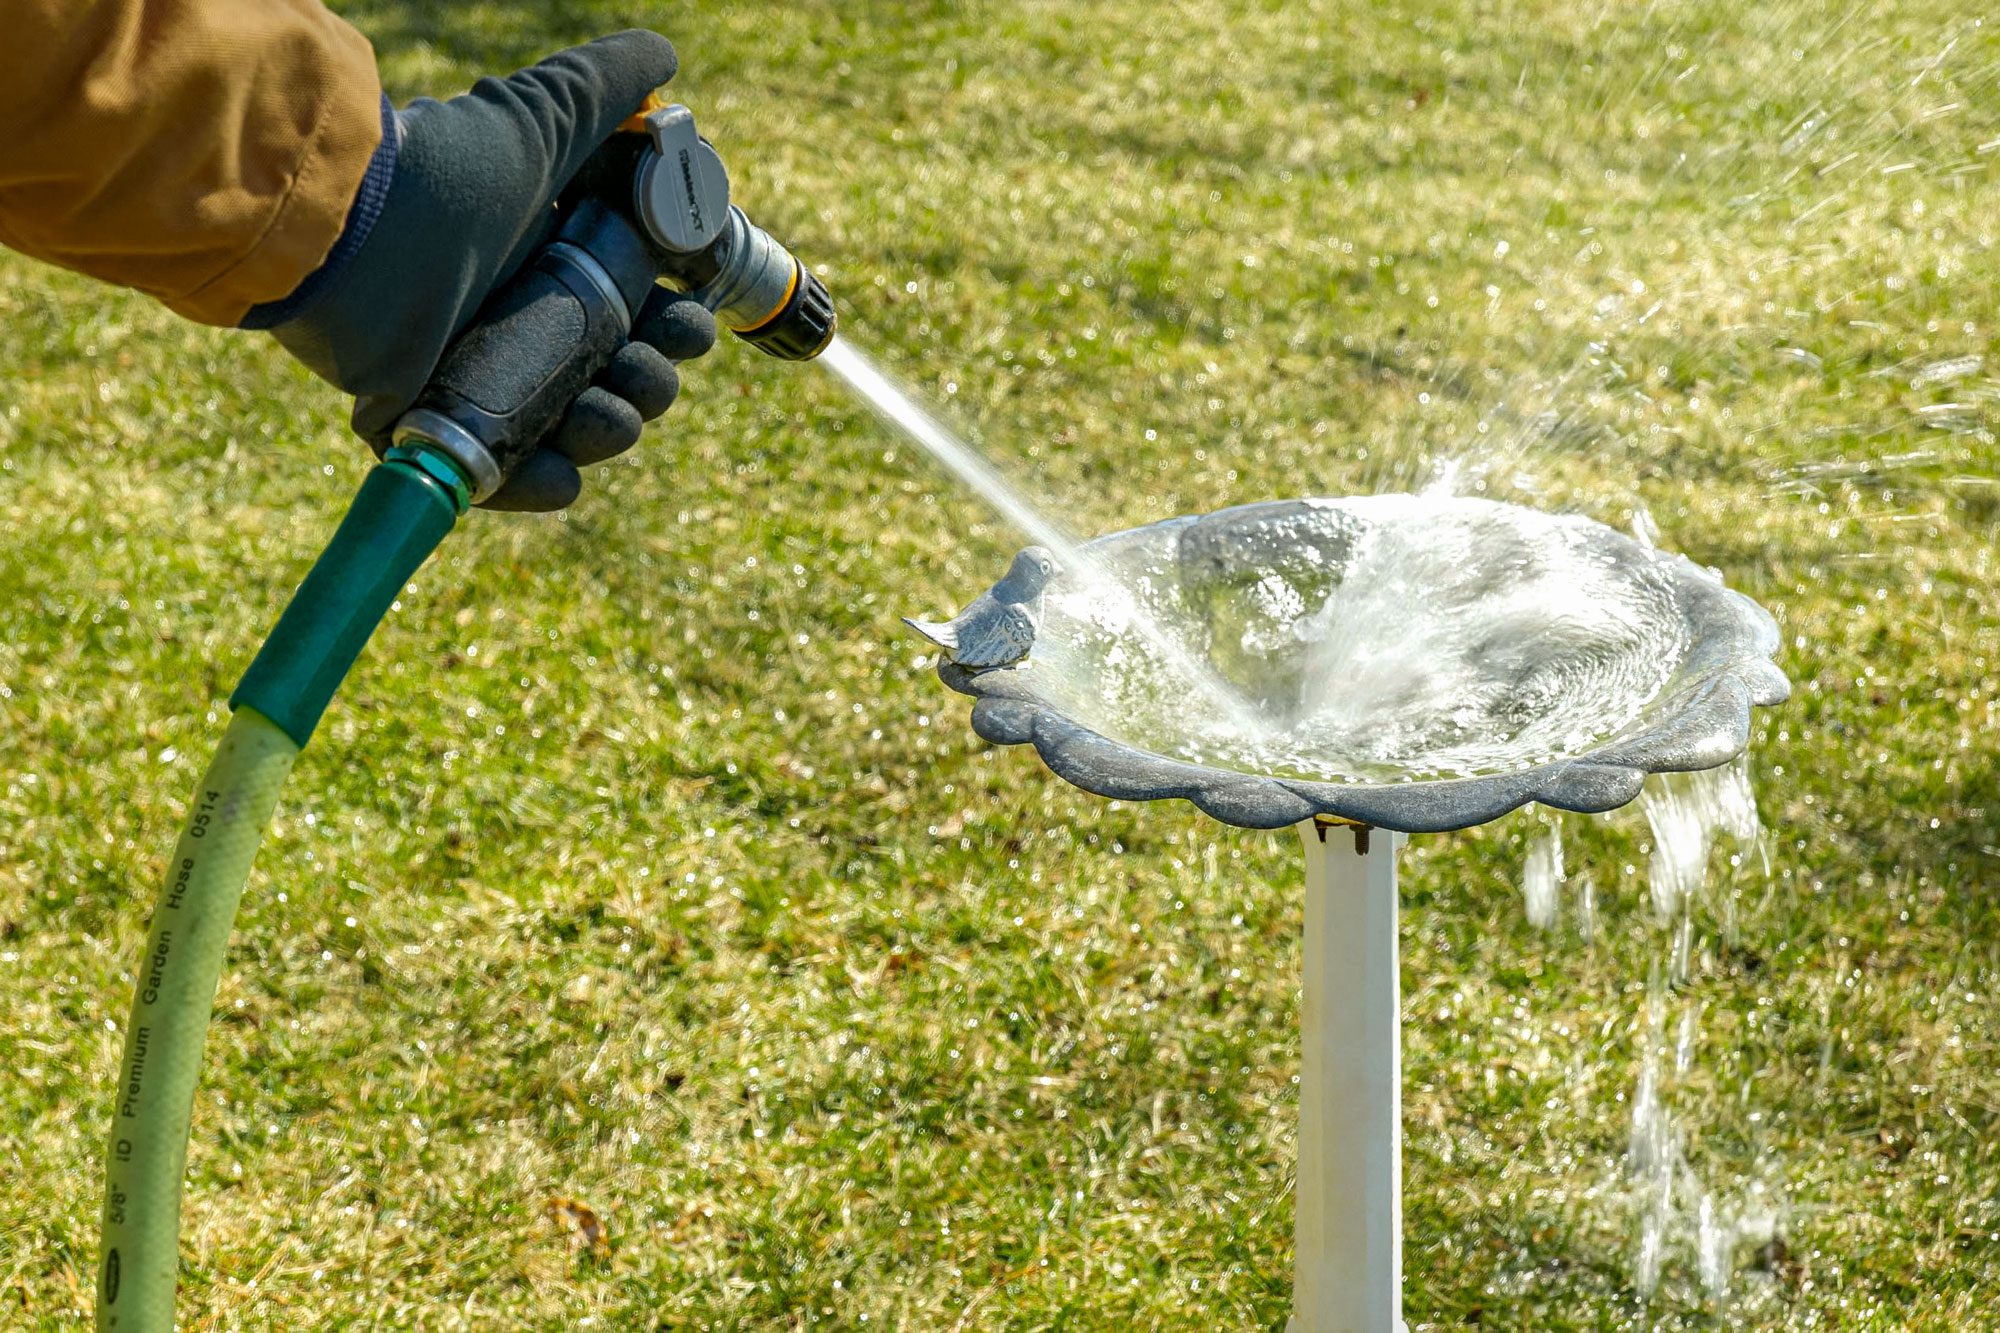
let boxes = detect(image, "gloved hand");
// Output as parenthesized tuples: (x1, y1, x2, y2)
(251, 30, 715, 510)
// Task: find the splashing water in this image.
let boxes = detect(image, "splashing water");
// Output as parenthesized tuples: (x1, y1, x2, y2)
(1617, 757, 1777, 1302)
(1639, 759, 1764, 920)
(1523, 817, 1563, 930)
(818, 336, 1266, 736)
(1018, 493, 1694, 783)
(821, 340, 1734, 787)
(1279, 497, 1685, 778)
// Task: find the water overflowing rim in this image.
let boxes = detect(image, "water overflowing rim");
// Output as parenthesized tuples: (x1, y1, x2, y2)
(929, 499, 1792, 833)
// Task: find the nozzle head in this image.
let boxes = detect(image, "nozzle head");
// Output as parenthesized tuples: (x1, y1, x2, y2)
(737, 263, 836, 361)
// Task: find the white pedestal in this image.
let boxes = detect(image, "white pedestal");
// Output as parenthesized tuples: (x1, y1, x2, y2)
(1288, 820, 1405, 1333)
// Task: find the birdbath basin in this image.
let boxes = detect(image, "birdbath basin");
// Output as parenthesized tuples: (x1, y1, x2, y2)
(913, 494, 1789, 1330)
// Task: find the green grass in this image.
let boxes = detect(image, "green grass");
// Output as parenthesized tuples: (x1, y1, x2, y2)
(3, 0, 1999, 1326)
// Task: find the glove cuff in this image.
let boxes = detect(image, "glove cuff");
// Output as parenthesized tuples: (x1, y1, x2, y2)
(241, 95, 402, 330)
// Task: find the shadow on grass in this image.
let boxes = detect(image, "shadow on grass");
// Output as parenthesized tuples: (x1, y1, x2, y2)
(339, 0, 652, 68)
(341, 0, 968, 73)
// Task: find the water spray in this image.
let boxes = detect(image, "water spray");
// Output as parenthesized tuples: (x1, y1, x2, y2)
(94, 103, 832, 1330)
(818, 338, 1271, 736)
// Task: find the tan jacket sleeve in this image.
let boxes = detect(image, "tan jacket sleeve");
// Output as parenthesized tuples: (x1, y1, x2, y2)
(0, 0, 383, 325)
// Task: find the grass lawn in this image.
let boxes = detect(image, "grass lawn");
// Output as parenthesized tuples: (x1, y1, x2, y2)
(3, 0, 1999, 1326)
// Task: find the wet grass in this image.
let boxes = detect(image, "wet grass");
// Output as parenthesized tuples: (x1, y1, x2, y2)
(2, 0, 1998, 1326)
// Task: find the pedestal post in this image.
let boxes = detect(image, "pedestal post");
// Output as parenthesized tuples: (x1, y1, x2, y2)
(1289, 819, 1404, 1333)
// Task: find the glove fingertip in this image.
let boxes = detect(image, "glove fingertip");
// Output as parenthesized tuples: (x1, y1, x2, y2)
(478, 450, 582, 512)
(596, 28, 679, 86)
(550, 386, 645, 466)
(601, 343, 680, 419)
(635, 295, 718, 363)
(539, 30, 681, 170)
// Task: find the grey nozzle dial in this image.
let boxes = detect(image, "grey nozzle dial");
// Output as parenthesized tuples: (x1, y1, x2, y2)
(634, 104, 731, 255)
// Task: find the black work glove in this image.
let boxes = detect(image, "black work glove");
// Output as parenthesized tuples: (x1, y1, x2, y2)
(251, 31, 715, 511)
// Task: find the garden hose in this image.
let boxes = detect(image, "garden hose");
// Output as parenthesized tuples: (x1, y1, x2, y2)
(96, 457, 468, 1329)
(94, 710, 301, 1328)
(92, 100, 832, 1329)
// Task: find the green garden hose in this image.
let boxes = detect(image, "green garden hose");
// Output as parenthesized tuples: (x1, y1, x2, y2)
(95, 454, 467, 1329)
(95, 709, 299, 1329)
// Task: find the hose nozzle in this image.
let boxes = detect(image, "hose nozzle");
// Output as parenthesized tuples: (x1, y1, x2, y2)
(690, 207, 836, 360)
(633, 105, 835, 361)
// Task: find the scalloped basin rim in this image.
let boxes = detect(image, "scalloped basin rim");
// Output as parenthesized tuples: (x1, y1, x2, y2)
(930, 497, 1791, 834)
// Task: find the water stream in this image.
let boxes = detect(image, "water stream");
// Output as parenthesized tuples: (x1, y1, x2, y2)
(818, 337, 1080, 558)
(819, 335, 1269, 737)
(1628, 759, 1778, 1303)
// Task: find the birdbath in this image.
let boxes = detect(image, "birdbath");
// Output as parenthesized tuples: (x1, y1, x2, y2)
(910, 495, 1789, 1331)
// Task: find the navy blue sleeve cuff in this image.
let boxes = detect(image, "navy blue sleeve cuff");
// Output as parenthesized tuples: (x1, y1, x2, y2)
(240, 94, 400, 330)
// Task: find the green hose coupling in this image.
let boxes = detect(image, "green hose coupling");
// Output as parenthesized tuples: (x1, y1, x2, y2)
(230, 455, 469, 747)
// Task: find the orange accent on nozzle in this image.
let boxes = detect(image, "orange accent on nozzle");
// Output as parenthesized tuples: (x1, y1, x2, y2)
(731, 260, 803, 335)
(619, 89, 674, 134)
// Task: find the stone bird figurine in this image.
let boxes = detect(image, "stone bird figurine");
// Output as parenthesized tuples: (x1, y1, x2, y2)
(903, 546, 1057, 669)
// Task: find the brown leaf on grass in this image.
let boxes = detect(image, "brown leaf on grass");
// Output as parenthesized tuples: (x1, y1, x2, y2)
(1752, 1236, 1805, 1287)
(665, 1202, 715, 1242)
(882, 948, 925, 978)
(545, 1196, 611, 1260)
